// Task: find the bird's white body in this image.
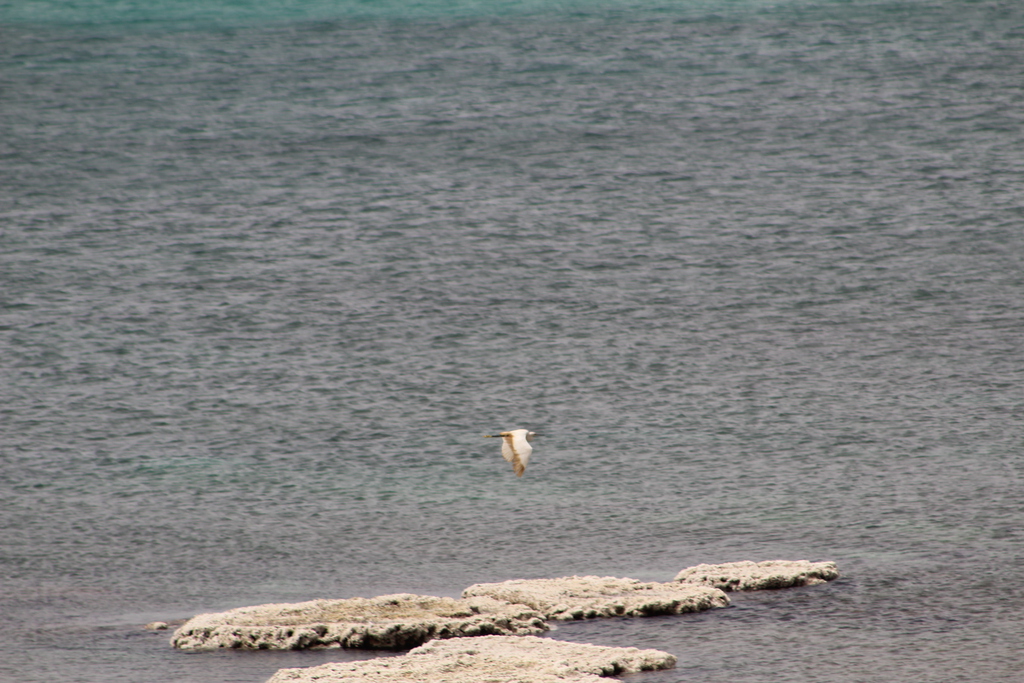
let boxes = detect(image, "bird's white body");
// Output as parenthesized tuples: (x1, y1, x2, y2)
(485, 428, 537, 477)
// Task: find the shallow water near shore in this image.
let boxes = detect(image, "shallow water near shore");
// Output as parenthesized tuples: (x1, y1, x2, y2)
(2, 1, 1023, 682)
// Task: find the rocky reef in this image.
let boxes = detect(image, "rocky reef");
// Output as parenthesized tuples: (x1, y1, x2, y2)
(171, 593, 547, 651)
(168, 558, 840, 683)
(266, 634, 677, 683)
(674, 560, 840, 591)
(462, 575, 729, 620)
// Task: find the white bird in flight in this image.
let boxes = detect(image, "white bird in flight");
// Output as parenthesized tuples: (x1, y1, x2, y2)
(484, 429, 538, 477)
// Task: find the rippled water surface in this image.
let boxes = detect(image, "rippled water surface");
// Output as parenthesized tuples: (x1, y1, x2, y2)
(2, 1, 1023, 682)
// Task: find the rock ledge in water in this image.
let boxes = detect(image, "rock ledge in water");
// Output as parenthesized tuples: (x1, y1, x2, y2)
(462, 575, 729, 621)
(266, 634, 677, 683)
(171, 594, 547, 651)
(674, 560, 840, 591)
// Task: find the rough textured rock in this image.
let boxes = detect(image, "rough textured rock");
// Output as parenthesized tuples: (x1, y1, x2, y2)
(172, 594, 547, 651)
(674, 560, 840, 591)
(461, 575, 729, 621)
(266, 635, 677, 683)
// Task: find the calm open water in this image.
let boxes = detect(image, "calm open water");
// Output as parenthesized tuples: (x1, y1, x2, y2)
(2, 1, 1023, 681)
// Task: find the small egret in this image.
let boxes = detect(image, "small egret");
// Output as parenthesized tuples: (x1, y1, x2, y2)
(484, 429, 538, 477)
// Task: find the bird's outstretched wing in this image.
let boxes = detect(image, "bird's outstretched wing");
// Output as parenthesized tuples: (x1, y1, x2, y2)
(502, 431, 533, 477)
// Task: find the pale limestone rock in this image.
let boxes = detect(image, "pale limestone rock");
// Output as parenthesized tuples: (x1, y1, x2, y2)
(266, 634, 677, 683)
(172, 593, 547, 651)
(144, 621, 168, 630)
(461, 575, 729, 621)
(674, 560, 840, 591)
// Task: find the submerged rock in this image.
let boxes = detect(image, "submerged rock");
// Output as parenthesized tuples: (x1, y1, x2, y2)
(171, 593, 547, 651)
(674, 560, 840, 591)
(462, 575, 729, 621)
(266, 634, 677, 683)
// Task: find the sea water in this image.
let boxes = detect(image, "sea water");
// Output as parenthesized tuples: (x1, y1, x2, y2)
(2, 1, 1023, 681)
